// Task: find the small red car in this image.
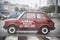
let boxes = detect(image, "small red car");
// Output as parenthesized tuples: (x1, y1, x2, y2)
(3, 11, 55, 35)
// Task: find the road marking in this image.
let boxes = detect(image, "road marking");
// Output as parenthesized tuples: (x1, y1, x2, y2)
(27, 36, 39, 40)
(5, 36, 18, 40)
(4, 35, 60, 40)
(46, 36, 60, 40)
(5, 35, 43, 40)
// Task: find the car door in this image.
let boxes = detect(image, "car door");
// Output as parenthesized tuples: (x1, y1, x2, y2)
(19, 12, 36, 30)
(35, 13, 46, 28)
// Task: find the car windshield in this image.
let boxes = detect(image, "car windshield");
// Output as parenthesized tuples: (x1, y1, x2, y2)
(10, 12, 21, 18)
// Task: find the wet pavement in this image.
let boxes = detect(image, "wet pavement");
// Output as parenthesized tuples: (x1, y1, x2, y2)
(0, 21, 8, 36)
(47, 19, 60, 36)
(0, 35, 60, 40)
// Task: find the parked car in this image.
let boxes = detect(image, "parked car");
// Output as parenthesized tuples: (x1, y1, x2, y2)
(3, 11, 55, 35)
(0, 14, 7, 20)
(9, 12, 21, 18)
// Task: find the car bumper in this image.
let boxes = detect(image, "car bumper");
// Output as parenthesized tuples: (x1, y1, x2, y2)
(3, 26, 7, 29)
(49, 27, 55, 30)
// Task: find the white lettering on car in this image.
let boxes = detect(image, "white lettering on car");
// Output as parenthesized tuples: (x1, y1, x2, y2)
(22, 20, 33, 24)
(22, 20, 33, 22)
(21, 20, 35, 27)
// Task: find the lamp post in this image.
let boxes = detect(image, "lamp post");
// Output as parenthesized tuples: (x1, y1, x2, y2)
(55, 0, 58, 14)
(39, 0, 41, 10)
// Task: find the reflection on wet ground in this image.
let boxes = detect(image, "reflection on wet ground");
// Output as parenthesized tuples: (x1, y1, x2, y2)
(0, 35, 60, 40)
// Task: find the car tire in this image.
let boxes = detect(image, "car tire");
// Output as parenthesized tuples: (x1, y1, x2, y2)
(7, 25, 16, 34)
(38, 26, 50, 35)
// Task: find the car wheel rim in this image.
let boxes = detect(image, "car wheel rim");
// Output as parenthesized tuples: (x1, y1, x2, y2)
(9, 27, 15, 33)
(42, 27, 48, 34)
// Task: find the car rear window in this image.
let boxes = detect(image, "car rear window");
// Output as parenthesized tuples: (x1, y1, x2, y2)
(37, 13, 45, 19)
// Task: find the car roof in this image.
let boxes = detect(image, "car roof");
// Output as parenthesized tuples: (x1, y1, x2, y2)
(25, 11, 46, 14)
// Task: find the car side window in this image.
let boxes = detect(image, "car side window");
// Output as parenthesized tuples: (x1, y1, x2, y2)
(21, 13, 36, 19)
(21, 13, 27, 19)
(37, 13, 45, 19)
(27, 13, 35, 19)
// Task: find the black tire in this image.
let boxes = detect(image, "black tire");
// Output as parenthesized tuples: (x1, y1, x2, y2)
(7, 25, 16, 34)
(37, 26, 50, 35)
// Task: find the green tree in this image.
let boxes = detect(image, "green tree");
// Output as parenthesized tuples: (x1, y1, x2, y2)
(15, 7, 19, 12)
(41, 5, 55, 13)
(20, 8, 26, 12)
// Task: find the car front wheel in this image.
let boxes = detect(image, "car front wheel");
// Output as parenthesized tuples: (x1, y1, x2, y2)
(7, 25, 16, 34)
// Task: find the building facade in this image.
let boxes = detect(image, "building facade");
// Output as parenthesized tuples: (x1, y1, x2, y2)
(47, 0, 60, 6)
(3, 1, 29, 13)
(0, 0, 4, 11)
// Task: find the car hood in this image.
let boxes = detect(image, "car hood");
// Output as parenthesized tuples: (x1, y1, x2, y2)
(4, 18, 18, 22)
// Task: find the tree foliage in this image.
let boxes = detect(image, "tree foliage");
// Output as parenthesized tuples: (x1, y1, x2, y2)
(41, 5, 60, 13)
(15, 7, 19, 12)
(41, 5, 55, 13)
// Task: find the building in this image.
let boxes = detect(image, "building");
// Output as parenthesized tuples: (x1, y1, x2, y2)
(0, 0, 4, 11)
(0, 1, 30, 17)
(3, 1, 29, 13)
(47, 0, 60, 6)
(47, 0, 56, 5)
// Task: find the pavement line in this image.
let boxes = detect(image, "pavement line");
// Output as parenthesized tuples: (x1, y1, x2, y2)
(37, 36, 44, 40)
(46, 36, 60, 40)
(27, 36, 39, 40)
(5, 36, 43, 40)
(3, 35, 60, 40)
(5, 36, 18, 40)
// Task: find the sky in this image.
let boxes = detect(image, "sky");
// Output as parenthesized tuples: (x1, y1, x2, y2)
(4, 0, 47, 7)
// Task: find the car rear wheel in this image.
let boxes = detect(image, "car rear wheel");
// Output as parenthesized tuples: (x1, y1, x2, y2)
(7, 25, 16, 34)
(38, 26, 50, 35)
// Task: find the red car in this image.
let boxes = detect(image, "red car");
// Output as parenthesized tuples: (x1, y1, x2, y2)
(3, 11, 55, 35)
